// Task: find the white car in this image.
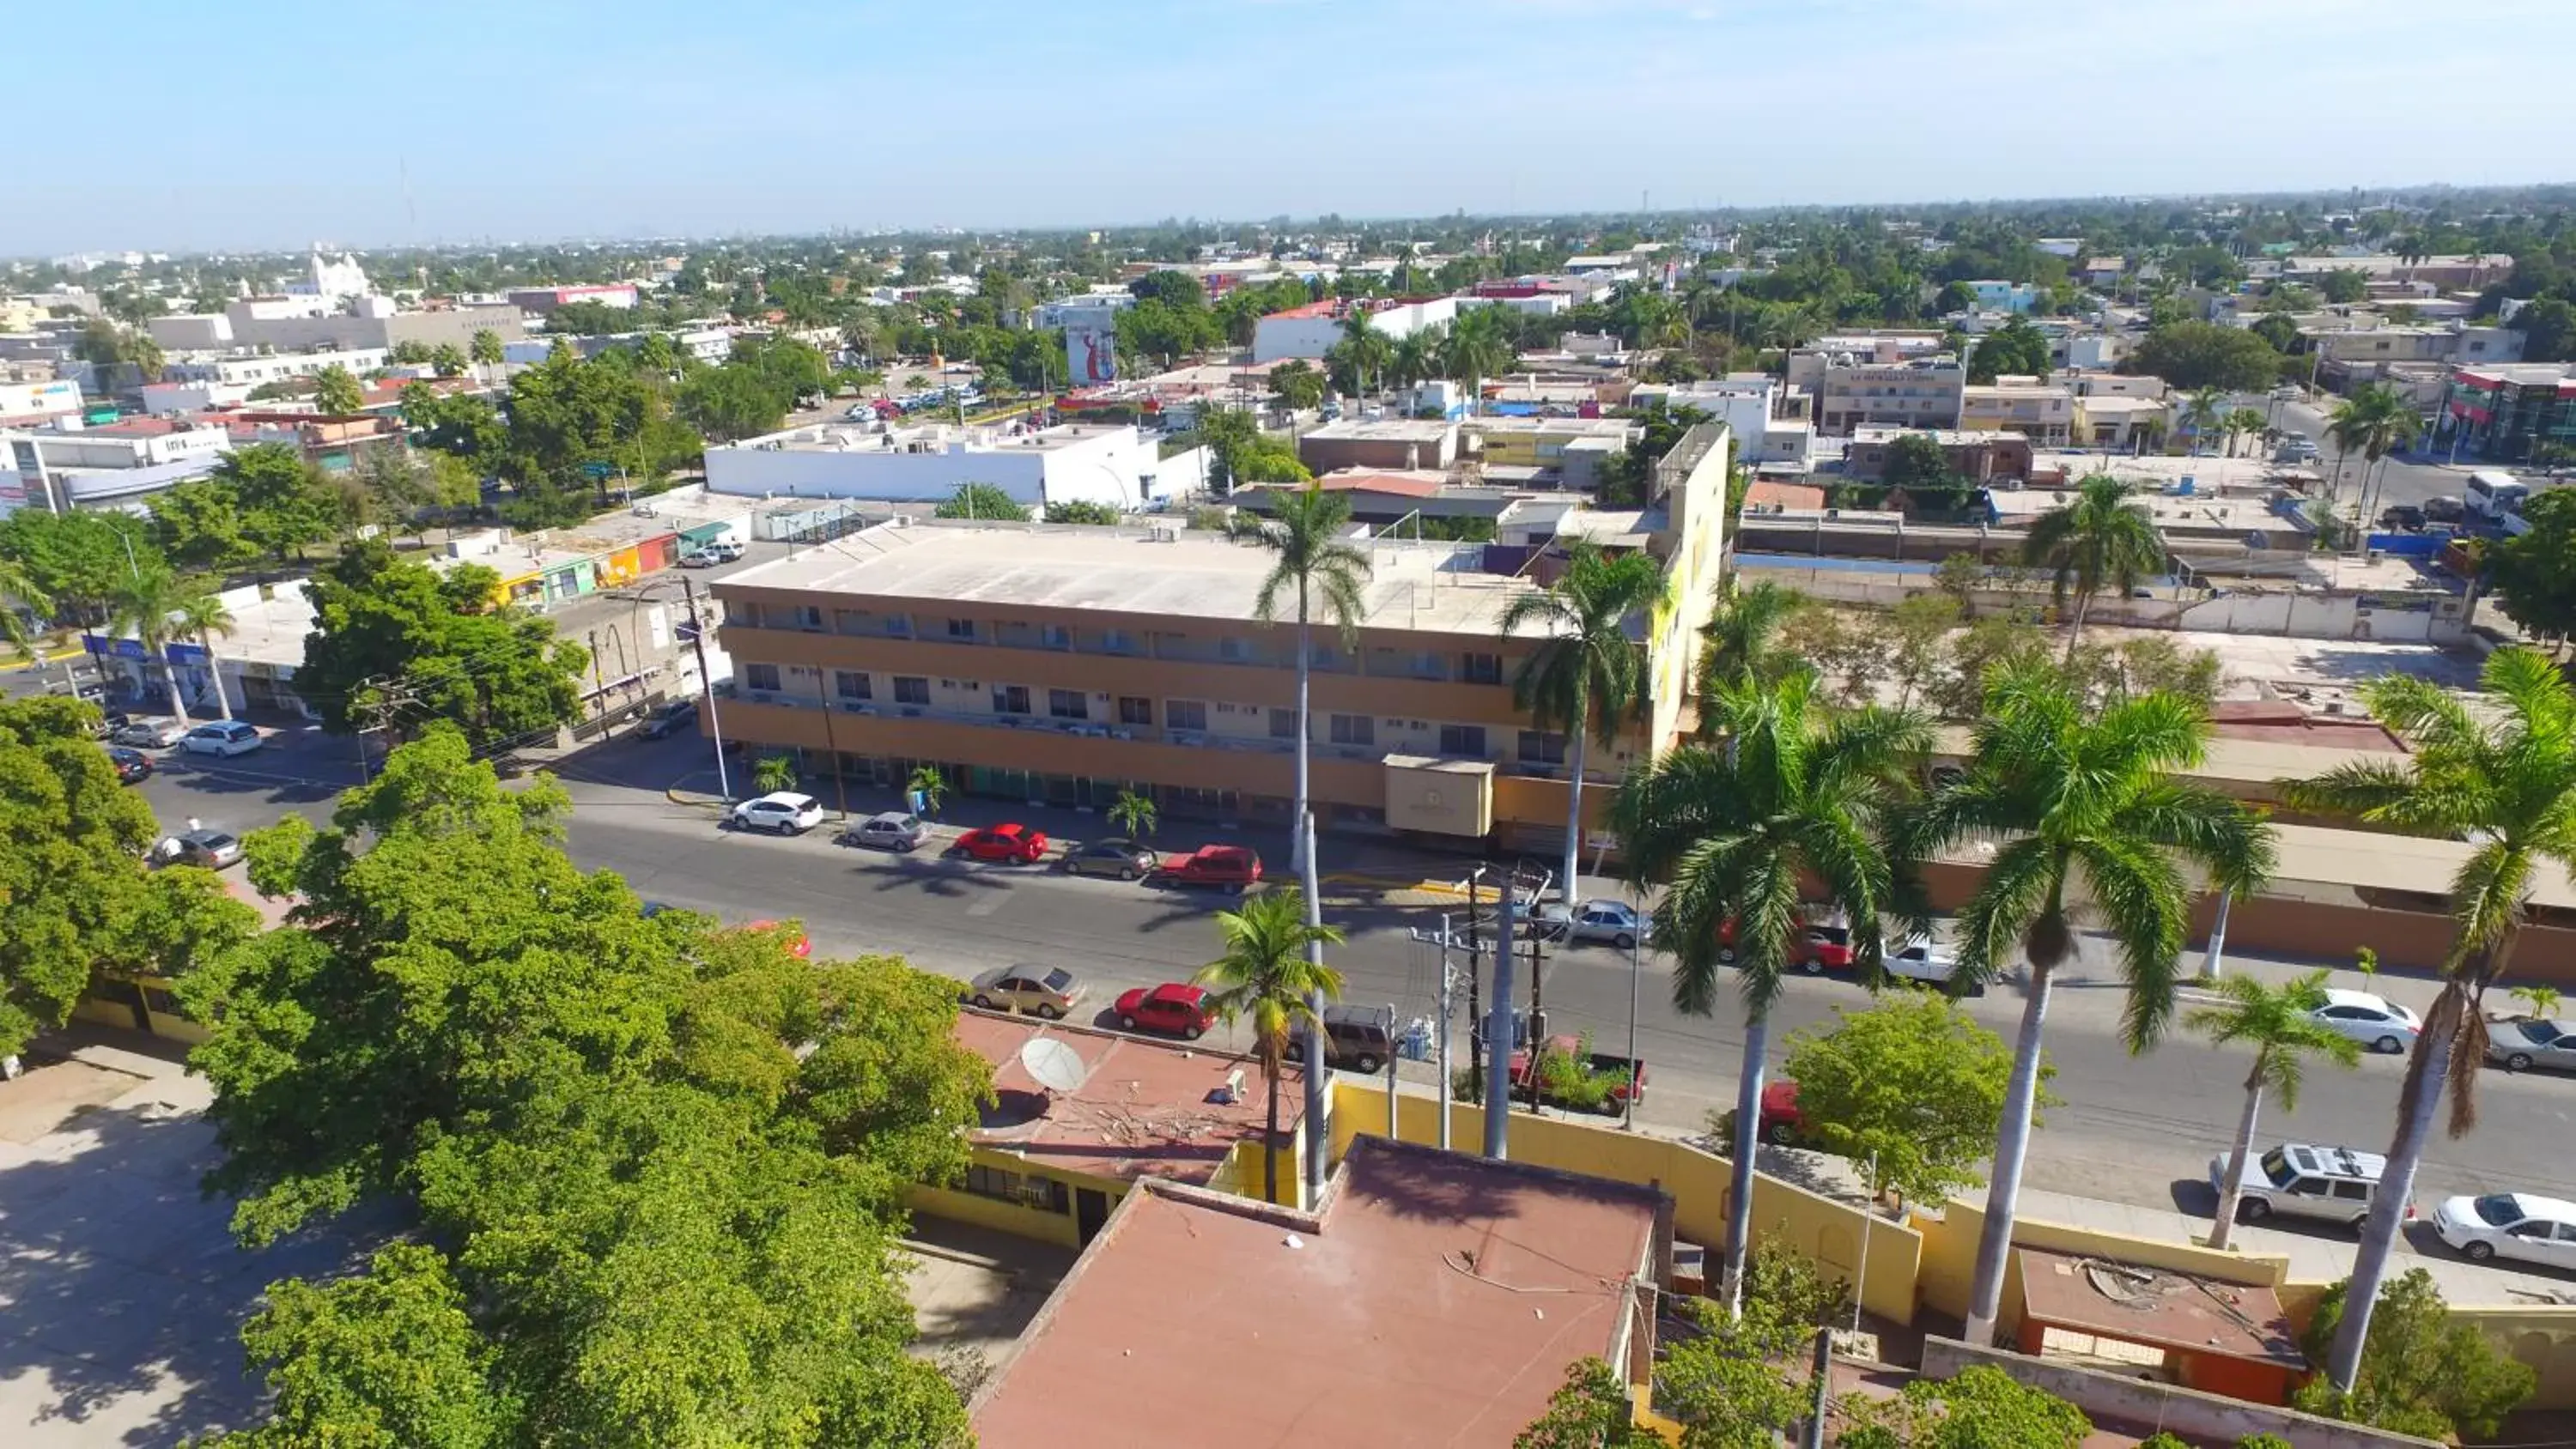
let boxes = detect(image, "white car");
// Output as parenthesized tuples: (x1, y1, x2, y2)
(179, 720, 262, 757)
(729, 791, 823, 835)
(2433, 1192, 2576, 1269)
(2307, 988, 2421, 1055)
(1886, 937, 1981, 995)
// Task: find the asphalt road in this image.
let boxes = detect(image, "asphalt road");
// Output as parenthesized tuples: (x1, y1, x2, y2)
(116, 722, 2576, 1234)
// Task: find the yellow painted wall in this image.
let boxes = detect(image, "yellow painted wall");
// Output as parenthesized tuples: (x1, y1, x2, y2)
(1326, 1082, 1923, 1324)
(908, 1181, 1084, 1249)
(2452, 1306, 2576, 1410)
(1912, 1197, 2291, 1342)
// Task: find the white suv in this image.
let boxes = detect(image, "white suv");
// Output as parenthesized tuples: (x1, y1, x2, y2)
(2212, 1142, 2400, 1230)
(180, 720, 262, 756)
(729, 791, 823, 835)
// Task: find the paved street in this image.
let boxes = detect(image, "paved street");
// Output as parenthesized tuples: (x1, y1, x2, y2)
(119, 721, 2576, 1245)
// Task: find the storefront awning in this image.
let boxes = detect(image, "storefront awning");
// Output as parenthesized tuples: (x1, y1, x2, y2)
(677, 521, 730, 544)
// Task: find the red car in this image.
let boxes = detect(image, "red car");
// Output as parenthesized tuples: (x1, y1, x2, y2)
(1716, 912, 1853, 974)
(744, 920, 812, 958)
(1113, 982, 1216, 1039)
(1756, 1078, 1808, 1145)
(954, 823, 1049, 864)
(1157, 844, 1263, 893)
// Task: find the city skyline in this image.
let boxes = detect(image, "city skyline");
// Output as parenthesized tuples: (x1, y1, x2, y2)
(13, 0, 2574, 258)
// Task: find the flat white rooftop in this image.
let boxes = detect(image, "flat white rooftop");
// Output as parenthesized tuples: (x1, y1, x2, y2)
(717, 522, 1550, 637)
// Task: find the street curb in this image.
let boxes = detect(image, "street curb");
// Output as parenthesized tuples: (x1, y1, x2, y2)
(665, 784, 726, 810)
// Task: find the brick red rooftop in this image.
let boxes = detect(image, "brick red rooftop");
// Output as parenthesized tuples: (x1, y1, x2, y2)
(955, 1009, 1297, 1186)
(973, 1135, 1669, 1448)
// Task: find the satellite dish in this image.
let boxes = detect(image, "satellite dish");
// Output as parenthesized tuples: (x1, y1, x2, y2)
(1019, 1037, 1085, 1094)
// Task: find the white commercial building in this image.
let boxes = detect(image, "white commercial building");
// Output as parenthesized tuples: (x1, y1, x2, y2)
(3, 421, 233, 516)
(1628, 376, 1802, 461)
(0, 379, 83, 427)
(1252, 296, 1461, 363)
(165, 347, 390, 389)
(702, 421, 1163, 512)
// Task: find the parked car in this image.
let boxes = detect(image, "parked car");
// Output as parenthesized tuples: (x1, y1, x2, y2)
(2306, 988, 2421, 1054)
(1113, 982, 1215, 1039)
(2433, 1193, 2576, 1268)
(1065, 837, 1159, 880)
(677, 548, 720, 567)
(179, 720, 262, 757)
(154, 828, 243, 870)
(677, 537, 744, 567)
(112, 717, 188, 749)
(1529, 899, 1650, 950)
(635, 699, 698, 739)
(2209, 1142, 2403, 1230)
(1885, 936, 1982, 994)
(1716, 909, 1851, 973)
(2488, 1018, 2576, 1074)
(743, 919, 811, 958)
(966, 964, 1084, 1019)
(1157, 844, 1263, 892)
(1284, 1003, 1396, 1073)
(1505, 1034, 1646, 1115)
(2423, 494, 2467, 524)
(104, 745, 154, 785)
(844, 810, 929, 852)
(1755, 1078, 1810, 1145)
(2378, 504, 2427, 532)
(729, 791, 824, 835)
(954, 823, 1049, 863)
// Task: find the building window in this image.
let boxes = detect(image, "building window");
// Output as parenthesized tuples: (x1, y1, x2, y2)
(1330, 713, 1374, 747)
(1218, 636, 1250, 663)
(835, 670, 871, 701)
(1438, 724, 1488, 758)
(883, 614, 912, 637)
(1461, 652, 1504, 685)
(744, 663, 782, 694)
(1103, 628, 1136, 655)
(1167, 700, 1208, 732)
(960, 1164, 1070, 1214)
(894, 676, 931, 706)
(1118, 696, 1152, 726)
(793, 605, 824, 632)
(834, 609, 872, 635)
(993, 684, 1030, 715)
(1041, 624, 1071, 650)
(1270, 708, 1302, 740)
(947, 617, 978, 640)
(1518, 730, 1567, 767)
(1048, 688, 1088, 720)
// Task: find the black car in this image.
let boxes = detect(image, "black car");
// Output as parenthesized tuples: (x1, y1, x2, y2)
(105, 745, 154, 784)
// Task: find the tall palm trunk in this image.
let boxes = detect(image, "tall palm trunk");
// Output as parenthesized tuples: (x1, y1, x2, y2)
(1293, 585, 1328, 1205)
(154, 637, 191, 727)
(2208, 1064, 2266, 1252)
(202, 636, 233, 720)
(1558, 688, 1589, 927)
(2062, 591, 2093, 664)
(1964, 957, 2057, 1345)
(1262, 1063, 1283, 1203)
(1722, 1007, 1769, 1320)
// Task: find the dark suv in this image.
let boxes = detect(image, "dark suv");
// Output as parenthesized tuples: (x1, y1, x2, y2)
(1285, 1003, 1395, 1074)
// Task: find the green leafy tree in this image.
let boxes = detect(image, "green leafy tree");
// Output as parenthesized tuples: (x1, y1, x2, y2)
(2124, 320, 2284, 391)
(1912, 661, 2275, 1348)
(752, 754, 799, 794)
(2190, 970, 2363, 1249)
(1965, 316, 2050, 383)
(2320, 267, 2370, 305)
(297, 538, 589, 752)
(2250, 312, 2301, 355)
(1500, 541, 1671, 943)
(1879, 432, 1971, 516)
(1514, 1358, 1654, 1449)
(1780, 994, 2044, 1207)
(2281, 647, 2576, 1390)
(401, 385, 507, 465)
(933, 482, 1029, 521)
(676, 360, 793, 441)
(2512, 297, 2575, 363)
(1336, 309, 1393, 400)
(1839, 1364, 2093, 1447)
(1694, 579, 1810, 706)
(905, 763, 947, 815)
(468, 328, 504, 366)
(428, 342, 470, 378)
(0, 557, 52, 657)
(2293, 1270, 2536, 1439)
(183, 727, 988, 1446)
(108, 567, 201, 724)
(2020, 473, 2164, 660)
(216, 443, 339, 563)
(1615, 672, 1929, 1317)
(2485, 488, 2576, 646)
(148, 477, 258, 573)
(1193, 887, 1345, 1203)
(1042, 500, 1121, 525)
(1107, 787, 1157, 839)
(0, 507, 165, 625)
(1268, 358, 1326, 411)
(1886, 592, 1959, 711)
(313, 364, 366, 416)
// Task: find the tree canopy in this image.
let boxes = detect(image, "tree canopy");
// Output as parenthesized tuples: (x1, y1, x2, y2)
(1965, 316, 2050, 383)
(2123, 321, 2287, 391)
(2482, 486, 2576, 646)
(1781, 994, 2045, 1204)
(185, 727, 992, 1447)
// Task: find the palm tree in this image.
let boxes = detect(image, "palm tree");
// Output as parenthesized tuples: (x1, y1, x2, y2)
(167, 576, 236, 720)
(1245, 482, 1373, 1191)
(1499, 543, 1672, 925)
(1615, 673, 1929, 1318)
(469, 328, 504, 367)
(1194, 887, 1346, 1204)
(2183, 387, 2225, 457)
(107, 570, 198, 727)
(752, 754, 799, 794)
(0, 559, 52, 660)
(2190, 970, 2362, 1250)
(905, 763, 948, 816)
(1338, 308, 1392, 409)
(2020, 473, 2166, 662)
(2280, 647, 2576, 1390)
(1387, 332, 1437, 400)
(1107, 787, 1157, 840)
(1694, 579, 1809, 707)
(2219, 407, 2269, 459)
(2330, 383, 2421, 525)
(1441, 306, 1514, 417)
(1911, 660, 2275, 1347)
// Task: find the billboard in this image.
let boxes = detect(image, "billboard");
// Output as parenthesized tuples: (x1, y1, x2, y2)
(1066, 321, 1118, 385)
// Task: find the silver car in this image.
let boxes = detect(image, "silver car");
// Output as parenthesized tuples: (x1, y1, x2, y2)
(1529, 900, 1650, 949)
(845, 810, 928, 852)
(2488, 1019, 2576, 1074)
(112, 717, 189, 749)
(155, 828, 244, 870)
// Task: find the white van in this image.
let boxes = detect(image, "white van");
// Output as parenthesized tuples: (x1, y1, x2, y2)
(2465, 470, 2530, 523)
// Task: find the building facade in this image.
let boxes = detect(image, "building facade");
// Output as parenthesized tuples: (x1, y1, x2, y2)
(1959, 376, 2075, 446)
(1813, 359, 1965, 436)
(702, 421, 1157, 511)
(2439, 365, 2576, 463)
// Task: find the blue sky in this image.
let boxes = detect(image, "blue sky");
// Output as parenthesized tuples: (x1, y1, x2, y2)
(17, 0, 2573, 257)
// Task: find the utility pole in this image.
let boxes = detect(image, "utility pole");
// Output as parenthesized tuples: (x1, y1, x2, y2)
(678, 575, 732, 802)
(1483, 880, 1518, 1161)
(1624, 913, 1643, 1131)
(1524, 919, 1547, 1115)
(1436, 914, 1455, 1151)
(811, 667, 849, 821)
(2200, 889, 2233, 983)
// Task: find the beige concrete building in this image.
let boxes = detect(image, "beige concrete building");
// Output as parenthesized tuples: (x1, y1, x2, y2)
(1959, 375, 2075, 446)
(1813, 359, 1966, 437)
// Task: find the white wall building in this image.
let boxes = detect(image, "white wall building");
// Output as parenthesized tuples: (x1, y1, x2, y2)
(166, 347, 389, 389)
(702, 421, 1159, 511)
(0, 379, 83, 427)
(285, 248, 374, 302)
(1252, 296, 1461, 363)
(1630, 376, 1807, 462)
